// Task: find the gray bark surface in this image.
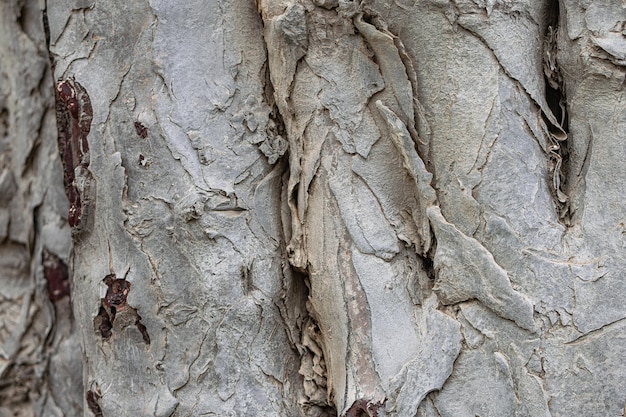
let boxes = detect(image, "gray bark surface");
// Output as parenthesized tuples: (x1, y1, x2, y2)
(0, 1, 82, 415)
(1, 0, 624, 416)
(48, 0, 304, 416)
(259, 0, 626, 415)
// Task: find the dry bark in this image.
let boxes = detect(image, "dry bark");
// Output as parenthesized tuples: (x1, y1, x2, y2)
(1, 0, 625, 416)
(0, 1, 82, 416)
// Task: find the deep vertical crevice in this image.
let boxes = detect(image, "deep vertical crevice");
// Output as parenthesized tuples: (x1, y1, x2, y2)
(275, 252, 337, 416)
(264, 55, 337, 415)
(298, 272, 337, 417)
(543, 0, 571, 224)
(42, 1, 56, 75)
(260, 60, 290, 165)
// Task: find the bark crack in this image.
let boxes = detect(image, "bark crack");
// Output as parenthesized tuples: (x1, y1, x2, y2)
(542, 0, 571, 224)
(565, 316, 626, 345)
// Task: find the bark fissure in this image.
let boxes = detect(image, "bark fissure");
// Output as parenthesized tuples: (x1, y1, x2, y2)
(542, 0, 571, 224)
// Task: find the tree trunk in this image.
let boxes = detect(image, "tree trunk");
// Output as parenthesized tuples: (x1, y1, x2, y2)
(1, 0, 625, 416)
(0, 1, 83, 416)
(46, 0, 304, 416)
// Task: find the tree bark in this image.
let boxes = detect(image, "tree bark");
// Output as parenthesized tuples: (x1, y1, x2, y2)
(46, 0, 305, 416)
(0, 1, 82, 416)
(1, 0, 625, 416)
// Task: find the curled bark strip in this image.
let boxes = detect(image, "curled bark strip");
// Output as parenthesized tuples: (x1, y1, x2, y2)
(353, 14, 414, 128)
(55, 78, 93, 230)
(427, 206, 536, 332)
(376, 100, 436, 254)
(542, 24, 571, 221)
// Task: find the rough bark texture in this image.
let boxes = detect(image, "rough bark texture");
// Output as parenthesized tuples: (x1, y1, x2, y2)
(0, 1, 82, 416)
(258, 0, 626, 415)
(46, 0, 306, 416)
(1, 0, 625, 416)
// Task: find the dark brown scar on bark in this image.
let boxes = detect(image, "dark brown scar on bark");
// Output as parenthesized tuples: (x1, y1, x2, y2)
(134, 121, 148, 138)
(135, 315, 151, 345)
(43, 249, 70, 301)
(94, 271, 150, 344)
(86, 389, 103, 417)
(345, 399, 384, 417)
(55, 78, 92, 229)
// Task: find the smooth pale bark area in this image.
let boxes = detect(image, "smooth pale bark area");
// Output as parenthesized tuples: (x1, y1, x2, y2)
(2, 0, 624, 416)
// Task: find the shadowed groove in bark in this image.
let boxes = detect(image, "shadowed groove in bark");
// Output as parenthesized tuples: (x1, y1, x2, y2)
(86, 389, 103, 417)
(300, 278, 338, 416)
(42, 1, 55, 73)
(542, 0, 571, 224)
(263, 56, 337, 415)
(280, 266, 337, 416)
(260, 42, 291, 166)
